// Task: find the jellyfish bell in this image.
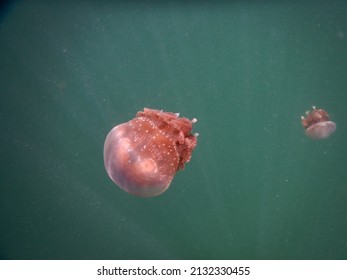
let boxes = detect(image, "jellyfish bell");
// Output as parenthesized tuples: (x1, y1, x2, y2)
(304, 120, 336, 139)
(104, 108, 198, 197)
(301, 106, 336, 139)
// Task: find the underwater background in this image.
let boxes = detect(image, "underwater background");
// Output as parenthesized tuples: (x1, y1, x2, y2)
(1, 0, 347, 259)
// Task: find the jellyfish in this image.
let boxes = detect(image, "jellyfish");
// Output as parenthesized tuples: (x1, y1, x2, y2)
(104, 108, 198, 197)
(301, 106, 336, 139)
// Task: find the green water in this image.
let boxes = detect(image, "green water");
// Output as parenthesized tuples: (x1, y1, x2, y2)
(1, 0, 347, 260)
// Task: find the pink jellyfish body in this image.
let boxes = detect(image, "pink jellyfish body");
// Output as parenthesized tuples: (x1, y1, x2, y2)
(104, 108, 198, 197)
(301, 106, 336, 139)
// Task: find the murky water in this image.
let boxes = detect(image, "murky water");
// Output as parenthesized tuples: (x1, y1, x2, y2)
(1, 0, 346, 259)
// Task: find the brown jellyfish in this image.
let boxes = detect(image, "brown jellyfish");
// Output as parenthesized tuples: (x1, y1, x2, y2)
(104, 108, 198, 197)
(301, 106, 336, 139)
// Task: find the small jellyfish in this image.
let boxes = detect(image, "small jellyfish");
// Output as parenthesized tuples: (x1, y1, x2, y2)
(104, 108, 198, 197)
(301, 106, 336, 139)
